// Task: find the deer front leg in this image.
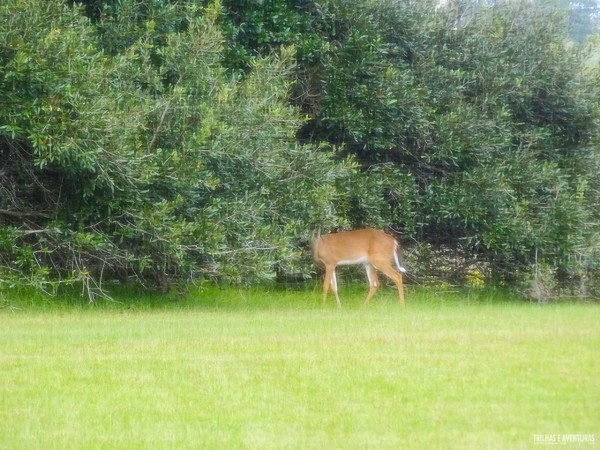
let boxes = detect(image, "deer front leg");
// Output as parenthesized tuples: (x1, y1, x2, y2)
(323, 265, 341, 307)
(364, 264, 380, 305)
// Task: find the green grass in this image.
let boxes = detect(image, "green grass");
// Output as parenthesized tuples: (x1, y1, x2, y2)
(1, 287, 598, 449)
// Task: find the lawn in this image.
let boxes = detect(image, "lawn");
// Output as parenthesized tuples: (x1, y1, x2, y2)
(1, 288, 598, 449)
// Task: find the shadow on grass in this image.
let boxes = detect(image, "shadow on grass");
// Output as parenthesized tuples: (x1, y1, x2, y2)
(1, 279, 533, 313)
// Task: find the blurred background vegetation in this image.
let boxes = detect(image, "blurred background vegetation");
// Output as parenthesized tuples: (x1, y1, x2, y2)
(1, 0, 600, 300)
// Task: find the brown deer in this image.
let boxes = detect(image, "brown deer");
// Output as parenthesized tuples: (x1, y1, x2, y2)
(312, 229, 406, 306)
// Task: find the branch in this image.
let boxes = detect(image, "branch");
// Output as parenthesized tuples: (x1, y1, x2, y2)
(148, 102, 172, 150)
(0, 209, 51, 219)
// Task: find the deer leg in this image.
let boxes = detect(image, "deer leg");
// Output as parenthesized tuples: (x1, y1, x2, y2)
(322, 266, 332, 302)
(375, 263, 405, 305)
(331, 270, 341, 307)
(364, 264, 380, 305)
(323, 265, 341, 307)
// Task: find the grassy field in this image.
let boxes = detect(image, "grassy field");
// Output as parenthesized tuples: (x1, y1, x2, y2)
(1, 287, 598, 449)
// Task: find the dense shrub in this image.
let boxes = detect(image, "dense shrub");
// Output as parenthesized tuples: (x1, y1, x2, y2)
(1, 0, 599, 298)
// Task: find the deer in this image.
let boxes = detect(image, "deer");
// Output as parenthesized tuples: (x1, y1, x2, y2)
(311, 229, 406, 307)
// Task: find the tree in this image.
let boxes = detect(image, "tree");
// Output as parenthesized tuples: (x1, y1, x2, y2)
(226, 0, 600, 292)
(2, 0, 599, 298)
(0, 0, 351, 297)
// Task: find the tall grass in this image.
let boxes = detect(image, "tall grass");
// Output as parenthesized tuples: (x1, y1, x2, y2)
(1, 287, 598, 449)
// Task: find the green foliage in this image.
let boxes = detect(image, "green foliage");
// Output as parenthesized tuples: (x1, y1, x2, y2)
(0, 0, 349, 296)
(1, 0, 600, 298)
(408, 3, 600, 290)
(291, 0, 600, 292)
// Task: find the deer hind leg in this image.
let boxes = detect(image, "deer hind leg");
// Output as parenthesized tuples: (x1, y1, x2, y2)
(374, 262, 405, 305)
(364, 264, 380, 305)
